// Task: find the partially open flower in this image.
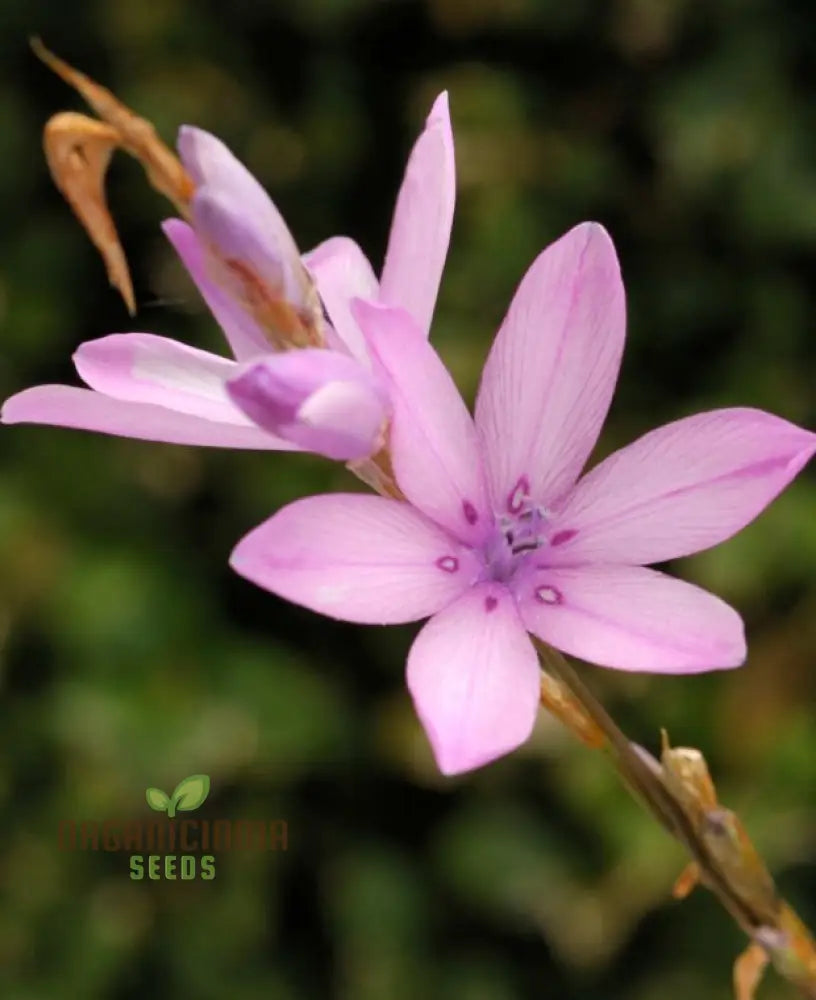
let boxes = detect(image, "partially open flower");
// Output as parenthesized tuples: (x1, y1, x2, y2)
(177, 127, 324, 350)
(3, 90, 455, 466)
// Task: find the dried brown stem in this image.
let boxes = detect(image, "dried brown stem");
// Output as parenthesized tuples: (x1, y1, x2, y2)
(536, 641, 816, 999)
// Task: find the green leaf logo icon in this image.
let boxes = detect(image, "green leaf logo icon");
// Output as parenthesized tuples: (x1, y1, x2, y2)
(168, 774, 210, 818)
(146, 787, 170, 812)
(145, 775, 210, 818)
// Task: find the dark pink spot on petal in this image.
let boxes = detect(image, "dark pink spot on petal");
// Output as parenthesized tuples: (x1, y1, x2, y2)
(550, 529, 577, 547)
(535, 584, 562, 605)
(436, 556, 459, 573)
(462, 500, 478, 525)
(507, 475, 530, 514)
(484, 595, 498, 612)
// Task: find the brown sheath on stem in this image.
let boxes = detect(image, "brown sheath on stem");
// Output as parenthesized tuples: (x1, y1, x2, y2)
(536, 641, 816, 1000)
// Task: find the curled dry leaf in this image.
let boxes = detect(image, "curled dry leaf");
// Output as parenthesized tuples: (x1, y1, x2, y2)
(33, 37, 194, 314)
(42, 111, 137, 313)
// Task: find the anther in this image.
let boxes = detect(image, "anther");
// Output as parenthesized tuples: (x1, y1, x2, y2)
(507, 476, 530, 514)
(512, 540, 541, 555)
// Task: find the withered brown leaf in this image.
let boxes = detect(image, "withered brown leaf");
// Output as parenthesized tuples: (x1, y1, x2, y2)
(33, 38, 194, 314)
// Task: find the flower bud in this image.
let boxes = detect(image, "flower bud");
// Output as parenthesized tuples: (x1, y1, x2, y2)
(226, 349, 388, 461)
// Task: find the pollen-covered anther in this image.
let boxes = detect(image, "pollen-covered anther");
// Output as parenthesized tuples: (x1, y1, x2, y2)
(535, 585, 563, 605)
(507, 475, 531, 514)
(509, 535, 544, 556)
(498, 501, 551, 558)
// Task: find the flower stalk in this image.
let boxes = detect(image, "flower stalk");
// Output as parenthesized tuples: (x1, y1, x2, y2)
(536, 641, 816, 999)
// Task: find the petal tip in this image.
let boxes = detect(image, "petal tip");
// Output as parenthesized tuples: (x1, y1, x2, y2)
(176, 124, 212, 169)
(570, 220, 617, 258)
(161, 216, 188, 240)
(428, 90, 450, 124)
(421, 722, 532, 776)
(0, 395, 18, 424)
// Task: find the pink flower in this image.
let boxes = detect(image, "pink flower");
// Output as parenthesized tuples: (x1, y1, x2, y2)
(1, 94, 455, 460)
(230, 222, 816, 776)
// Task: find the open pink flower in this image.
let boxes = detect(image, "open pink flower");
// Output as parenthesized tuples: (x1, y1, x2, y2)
(1, 94, 455, 460)
(230, 222, 816, 776)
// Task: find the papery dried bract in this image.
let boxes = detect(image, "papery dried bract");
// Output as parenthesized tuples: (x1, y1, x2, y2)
(671, 861, 701, 900)
(34, 39, 192, 207)
(33, 38, 194, 314)
(733, 941, 769, 1000)
(660, 730, 718, 817)
(539, 670, 606, 749)
(42, 111, 137, 313)
(661, 731, 779, 924)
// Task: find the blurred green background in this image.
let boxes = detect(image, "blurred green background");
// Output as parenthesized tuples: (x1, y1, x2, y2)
(1, 0, 815, 998)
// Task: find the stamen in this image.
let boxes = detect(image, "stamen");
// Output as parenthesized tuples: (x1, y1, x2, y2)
(551, 529, 577, 547)
(484, 595, 498, 612)
(507, 476, 530, 514)
(462, 500, 479, 525)
(487, 495, 552, 582)
(511, 540, 541, 555)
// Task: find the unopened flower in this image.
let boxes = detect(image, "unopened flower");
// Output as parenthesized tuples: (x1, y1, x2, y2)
(2, 94, 455, 461)
(173, 124, 323, 351)
(230, 222, 816, 776)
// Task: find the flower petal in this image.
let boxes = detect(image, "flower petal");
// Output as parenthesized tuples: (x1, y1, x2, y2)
(547, 408, 816, 566)
(516, 564, 745, 674)
(355, 300, 490, 545)
(1, 385, 296, 448)
(230, 493, 481, 624)
(407, 582, 540, 775)
(163, 218, 271, 360)
(178, 127, 316, 332)
(74, 333, 247, 423)
(302, 236, 378, 364)
(475, 222, 626, 513)
(379, 92, 456, 335)
(190, 186, 310, 316)
(178, 126, 301, 267)
(226, 349, 388, 460)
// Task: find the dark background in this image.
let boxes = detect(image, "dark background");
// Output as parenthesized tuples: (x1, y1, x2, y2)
(1, 1, 815, 998)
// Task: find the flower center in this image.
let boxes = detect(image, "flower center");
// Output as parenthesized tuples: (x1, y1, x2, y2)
(484, 488, 551, 583)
